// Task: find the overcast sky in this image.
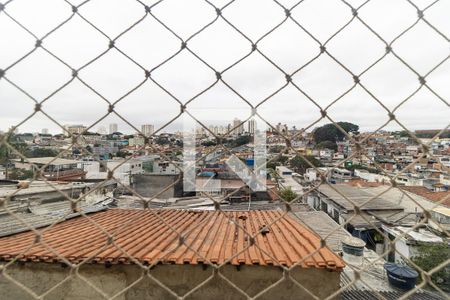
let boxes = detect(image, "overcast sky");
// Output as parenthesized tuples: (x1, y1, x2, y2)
(0, 0, 449, 134)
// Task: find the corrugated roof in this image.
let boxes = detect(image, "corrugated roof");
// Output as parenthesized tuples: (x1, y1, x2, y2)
(0, 209, 344, 270)
(318, 185, 404, 211)
(0, 199, 112, 237)
(342, 289, 445, 300)
(18, 157, 80, 166)
(401, 186, 450, 207)
(292, 211, 351, 252)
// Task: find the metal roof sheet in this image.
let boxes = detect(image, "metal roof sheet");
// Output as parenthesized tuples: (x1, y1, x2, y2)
(19, 157, 80, 166)
(292, 211, 351, 252)
(318, 185, 404, 211)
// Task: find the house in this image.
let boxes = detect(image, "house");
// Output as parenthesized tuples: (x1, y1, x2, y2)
(132, 174, 183, 199)
(381, 225, 444, 264)
(13, 157, 86, 181)
(329, 168, 352, 183)
(306, 184, 405, 250)
(78, 158, 144, 186)
(0, 209, 344, 300)
(304, 167, 327, 182)
(275, 166, 293, 177)
(152, 158, 180, 175)
(288, 211, 445, 299)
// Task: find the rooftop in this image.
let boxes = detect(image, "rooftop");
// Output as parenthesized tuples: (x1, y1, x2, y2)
(16, 157, 79, 166)
(0, 181, 93, 198)
(318, 185, 404, 212)
(400, 186, 450, 207)
(363, 186, 449, 213)
(0, 209, 344, 270)
(343, 179, 386, 188)
(113, 196, 311, 212)
(292, 211, 351, 252)
(341, 287, 445, 300)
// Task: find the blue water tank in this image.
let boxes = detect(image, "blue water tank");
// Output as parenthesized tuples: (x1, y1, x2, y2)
(384, 263, 419, 290)
(198, 171, 215, 177)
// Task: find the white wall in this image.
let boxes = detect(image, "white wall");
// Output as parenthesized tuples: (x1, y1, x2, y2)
(394, 239, 410, 263)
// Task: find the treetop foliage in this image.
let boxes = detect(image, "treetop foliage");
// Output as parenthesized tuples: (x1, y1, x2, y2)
(313, 122, 359, 145)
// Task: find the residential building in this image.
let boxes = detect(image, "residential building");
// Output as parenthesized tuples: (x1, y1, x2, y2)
(152, 158, 179, 175)
(232, 118, 244, 135)
(79, 158, 143, 186)
(381, 225, 443, 263)
(276, 166, 303, 195)
(247, 119, 256, 134)
(109, 123, 118, 134)
(128, 136, 145, 147)
(14, 157, 86, 181)
(275, 122, 288, 134)
(307, 184, 404, 235)
(63, 124, 86, 136)
(141, 124, 154, 137)
(330, 168, 352, 183)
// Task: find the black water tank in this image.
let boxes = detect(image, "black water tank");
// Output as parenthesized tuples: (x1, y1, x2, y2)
(384, 263, 419, 290)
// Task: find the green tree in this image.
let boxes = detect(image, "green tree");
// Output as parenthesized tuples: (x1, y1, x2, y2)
(269, 145, 285, 154)
(0, 141, 9, 165)
(395, 130, 410, 138)
(279, 187, 298, 202)
(26, 148, 59, 158)
(201, 140, 216, 147)
(267, 168, 281, 187)
(313, 122, 359, 145)
(116, 151, 130, 158)
(0, 134, 29, 164)
(411, 243, 450, 292)
(290, 155, 322, 174)
(155, 137, 169, 145)
(345, 163, 380, 174)
(316, 140, 338, 151)
(8, 169, 34, 180)
(232, 135, 251, 147)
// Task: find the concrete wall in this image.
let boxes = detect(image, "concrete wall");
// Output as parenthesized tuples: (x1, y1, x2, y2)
(0, 263, 341, 300)
(132, 174, 183, 199)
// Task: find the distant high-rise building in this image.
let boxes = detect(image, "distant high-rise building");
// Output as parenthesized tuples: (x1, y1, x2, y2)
(141, 124, 154, 137)
(232, 118, 244, 135)
(41, 128, 49, 135)
(109, 123, 118, 134)
(247, 119, 256, 134)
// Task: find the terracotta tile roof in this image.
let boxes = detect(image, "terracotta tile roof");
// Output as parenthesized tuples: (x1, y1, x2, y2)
(342, 179, 385, 188)
(400, 186, 450, 207)
(267, 187, 281, 201)
(0, 209, 344, 270)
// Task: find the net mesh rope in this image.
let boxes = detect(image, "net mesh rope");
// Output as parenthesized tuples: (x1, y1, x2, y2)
(0, 0, 449, 299)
